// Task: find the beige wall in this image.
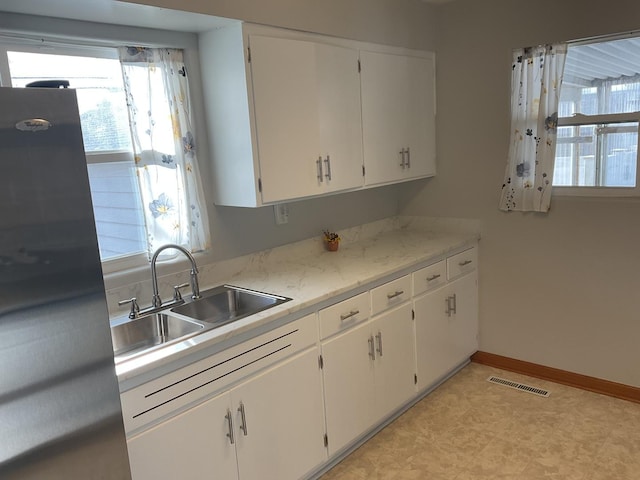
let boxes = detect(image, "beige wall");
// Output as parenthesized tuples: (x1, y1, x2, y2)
(400, 0, 640, 386)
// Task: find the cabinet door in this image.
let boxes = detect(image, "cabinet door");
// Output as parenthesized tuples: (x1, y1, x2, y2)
(414, 272, 479, 392)
(372, 303, 416, 422)
(249, 35, 321, 203)
(413, 284, 453, 391)
(249, 35, 362, 203)
(361, 50, 436, 186)
(233, 348, 326, 480)
(127, 392, 238, 480)
(449, 271, 478, 367)
(316, 43, 364, 193)
(321, 320, 376, 456)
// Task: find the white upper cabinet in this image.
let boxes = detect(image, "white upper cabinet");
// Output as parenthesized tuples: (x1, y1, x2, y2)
(360, 50, 436, 186)
(249, 35, 364, 203)
(199, 23, 435, 207)
(200, 24, 363, 207)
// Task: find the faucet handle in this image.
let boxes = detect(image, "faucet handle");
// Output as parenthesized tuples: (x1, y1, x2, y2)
(118, 297, 140, 319)
(173, 283, 190, 301)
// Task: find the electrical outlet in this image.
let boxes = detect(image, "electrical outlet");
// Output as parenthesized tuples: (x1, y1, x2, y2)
(274, 204, 289, 225)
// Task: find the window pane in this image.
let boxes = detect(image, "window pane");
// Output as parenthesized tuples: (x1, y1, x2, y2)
(600, 124, 638, 187)
(555, 37, 640, 189)
(87, 161, 147, 260)
(7, 51, 132, 152)
(554, 122, 638, 187)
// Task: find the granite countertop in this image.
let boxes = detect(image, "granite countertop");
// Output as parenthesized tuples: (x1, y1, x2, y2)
(113, 217, 480, 385)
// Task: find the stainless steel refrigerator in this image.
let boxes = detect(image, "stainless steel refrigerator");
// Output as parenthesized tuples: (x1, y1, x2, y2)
(0, 87, 131, 478)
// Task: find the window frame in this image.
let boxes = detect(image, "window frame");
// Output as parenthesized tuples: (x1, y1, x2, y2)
(553, 38, 640, 197)
(0, 41, 150, 271)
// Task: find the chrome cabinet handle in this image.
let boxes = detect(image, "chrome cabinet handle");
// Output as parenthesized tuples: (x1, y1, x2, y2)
(368, 336, 376, 360)
(406, 147, 411, 168)
(340, 309, 360, 321)
(386, 290, 404, 299)
(459, 260, 473, 267)
(324, 155, 332, 181)
(445, 294, 457, 317)
(238, 402, 248, 436)
(426, 274, 441, 282)
(316, 156, 323, 183)
(399, 148, 406, 167)
(225, 409, 235, 445)
(375, 331, 383, 357)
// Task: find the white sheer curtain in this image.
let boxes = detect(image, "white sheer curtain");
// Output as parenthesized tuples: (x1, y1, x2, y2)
(499, 43, 567, 212)
(119, 47, 210, 256)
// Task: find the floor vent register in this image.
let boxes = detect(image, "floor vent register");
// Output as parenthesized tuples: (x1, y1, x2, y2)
(487, 375, 550, 397)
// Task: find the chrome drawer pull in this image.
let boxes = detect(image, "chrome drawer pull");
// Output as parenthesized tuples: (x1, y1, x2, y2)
(324, 155, 332, 181)
(238, 402, 248, 436)
(368, 336, 376, 360)
(375, 331, 383, 357)
(459, 260, 473, 266)
(316, 156, 323, 182)
(225, 409, 235, 445)
(426, 274, 441, 282)
(386, 290, 404, 299)
(340, 309, 360, 321)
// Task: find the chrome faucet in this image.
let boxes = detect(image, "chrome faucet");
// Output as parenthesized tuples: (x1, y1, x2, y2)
(151, 244, 201, 308)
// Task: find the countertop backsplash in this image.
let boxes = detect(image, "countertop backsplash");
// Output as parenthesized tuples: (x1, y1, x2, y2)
(105, 216, 480, 319)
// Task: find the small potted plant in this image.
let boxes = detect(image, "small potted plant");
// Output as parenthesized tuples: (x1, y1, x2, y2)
(323, 230, 341, 252)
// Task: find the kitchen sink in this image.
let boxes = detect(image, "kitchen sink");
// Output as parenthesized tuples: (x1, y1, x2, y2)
(170, 284, 291, 326)
(111, 313, 205, 363)
(111, 285, 290, 365)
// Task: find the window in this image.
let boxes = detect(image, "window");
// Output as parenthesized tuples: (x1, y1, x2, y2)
(554, 36, 640, 195)
(1, 44, 149, 269)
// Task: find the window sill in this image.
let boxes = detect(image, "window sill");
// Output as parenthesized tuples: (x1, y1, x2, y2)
(552, 186, 640, 197)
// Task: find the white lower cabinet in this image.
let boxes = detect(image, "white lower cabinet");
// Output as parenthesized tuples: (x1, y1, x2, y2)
(320, 293, 414, 456)
(127, 348, 326, 480)
(232, 348, 326, 480)
(128, 389, 238, 480)
(321, 320, 375, 456)
(414, 256, 478, 392)
(372, 303, 416, 421)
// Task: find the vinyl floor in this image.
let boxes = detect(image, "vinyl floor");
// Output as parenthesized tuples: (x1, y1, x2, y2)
(320, 363, 640, 479)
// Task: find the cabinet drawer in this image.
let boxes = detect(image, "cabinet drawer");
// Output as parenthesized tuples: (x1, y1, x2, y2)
(319, 292, 371, 340)
(412, 261, 446, 296)
(447, 247, 477, 280)
(370, 275, 411, 316)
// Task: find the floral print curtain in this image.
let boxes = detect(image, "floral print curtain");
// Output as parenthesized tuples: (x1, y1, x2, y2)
(499, 43, 567, 212)
(119, 47, 210, 256)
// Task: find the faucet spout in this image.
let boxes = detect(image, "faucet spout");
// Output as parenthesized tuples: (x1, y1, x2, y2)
(150, 244, 201, 308)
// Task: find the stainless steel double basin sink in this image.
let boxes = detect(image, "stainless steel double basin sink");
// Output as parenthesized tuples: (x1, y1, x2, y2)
(111, 285, 291, 363)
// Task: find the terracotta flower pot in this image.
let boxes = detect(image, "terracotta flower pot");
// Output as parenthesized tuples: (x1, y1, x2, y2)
(326, 241, 339, 252)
